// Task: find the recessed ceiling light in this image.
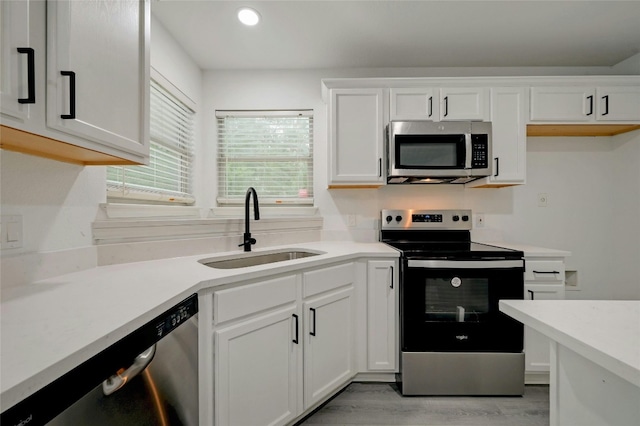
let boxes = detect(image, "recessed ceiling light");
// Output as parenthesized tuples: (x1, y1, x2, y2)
(237, 7, 260, 26)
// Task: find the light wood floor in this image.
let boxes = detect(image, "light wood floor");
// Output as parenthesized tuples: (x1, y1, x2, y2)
(298, 383, 549, 426)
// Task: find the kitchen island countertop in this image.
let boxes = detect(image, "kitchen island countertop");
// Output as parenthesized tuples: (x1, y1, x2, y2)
(500, 300, 639, 386)
(500, 300, 640, 425)
(0, 241, 399, 412)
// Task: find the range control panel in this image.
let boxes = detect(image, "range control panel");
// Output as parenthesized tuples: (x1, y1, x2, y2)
(381, 209, 472, 230)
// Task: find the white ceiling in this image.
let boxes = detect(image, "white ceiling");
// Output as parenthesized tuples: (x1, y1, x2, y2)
(152, 0, 640, 70)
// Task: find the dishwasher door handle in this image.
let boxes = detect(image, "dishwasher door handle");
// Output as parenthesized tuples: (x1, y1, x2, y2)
(102, 344, 156, 396)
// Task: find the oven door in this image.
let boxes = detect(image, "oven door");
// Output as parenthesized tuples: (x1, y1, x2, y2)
(401, 259, 524, 353)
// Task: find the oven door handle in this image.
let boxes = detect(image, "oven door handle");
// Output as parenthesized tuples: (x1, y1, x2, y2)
(407, 259, 524, 269)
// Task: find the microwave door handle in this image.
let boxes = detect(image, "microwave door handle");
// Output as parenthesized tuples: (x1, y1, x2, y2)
(464, 133, 472, 169)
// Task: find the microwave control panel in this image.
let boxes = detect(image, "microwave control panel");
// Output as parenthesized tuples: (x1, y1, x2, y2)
(471, 135, 488, 169)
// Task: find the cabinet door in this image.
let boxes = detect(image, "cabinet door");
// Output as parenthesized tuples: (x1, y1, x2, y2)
(366, 260, 398, 371)
(0, 0, 32, 122)
(489, 87, 527, 184)
(215, 306, 300, 426)
(596, 86, 640, 121)
(303, 287, 354, 409)
(329, 88, 385, 186)
(46, 0, 149, 158)
(390, 88, 435, 121)
(530, 86, 595, 121)
(524, 284, 564, 373)
(439, 87, 487, 121)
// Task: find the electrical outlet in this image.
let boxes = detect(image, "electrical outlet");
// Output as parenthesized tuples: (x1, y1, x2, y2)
(347, 214, 357, 227)
(538, 193, 548, 207)
(475, 213, 485, 228)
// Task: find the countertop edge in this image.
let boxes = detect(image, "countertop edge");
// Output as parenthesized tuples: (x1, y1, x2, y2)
(499, 300, 640, 388)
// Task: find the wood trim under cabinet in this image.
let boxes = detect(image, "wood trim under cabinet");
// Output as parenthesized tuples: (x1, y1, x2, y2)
(328, 185, 382, 189)
(527, 124, 640, 137)
(0, 125, 139, 165)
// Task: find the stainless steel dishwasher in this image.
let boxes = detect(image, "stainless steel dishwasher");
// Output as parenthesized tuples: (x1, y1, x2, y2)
(1, 294, 199, 426)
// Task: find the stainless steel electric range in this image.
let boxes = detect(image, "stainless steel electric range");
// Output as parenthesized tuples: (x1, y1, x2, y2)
(381, 209, 525, 396)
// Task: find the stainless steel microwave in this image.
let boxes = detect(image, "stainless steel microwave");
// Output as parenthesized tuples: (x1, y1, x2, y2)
(387, 121, 492, 184)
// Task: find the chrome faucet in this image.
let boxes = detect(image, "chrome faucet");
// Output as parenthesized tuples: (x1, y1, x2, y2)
(239, 187, 260, 251)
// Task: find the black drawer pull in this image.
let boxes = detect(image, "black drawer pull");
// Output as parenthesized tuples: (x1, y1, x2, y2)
(390, 266, 394, 289)
(17, 47, 35, 104)
(444, 96, 449, 117)
(60, 71, 76, 119)
(586, 95, 593, 116)
(533, 270, 560, 274)
(528, 290, 535, 300)
(602, 95, 609, 116)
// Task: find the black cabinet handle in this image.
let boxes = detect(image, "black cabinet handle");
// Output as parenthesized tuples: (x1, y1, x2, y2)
(390, 266, 394, 289)
(528, 290, 535, 300)
(586, 95, 593, 116)
(444, 96, 449, 117)
(17, 48, 35, 104)
(378, 158, 382, 178)
(428, 96, 433, 117)
(533, 270, 560, 274)
(60, 71, 76, 119)
(602, 95, 609, 116)
(494, 157, 500, 177)
(310, 308, 316, 336)
(292, 314, 299, 344)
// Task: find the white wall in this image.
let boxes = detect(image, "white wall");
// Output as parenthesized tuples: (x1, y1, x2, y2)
(202, 68, 640, 300)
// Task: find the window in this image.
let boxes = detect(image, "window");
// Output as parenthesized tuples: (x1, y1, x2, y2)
(107, 77, 195, 204)
(216, 110, 313, 206)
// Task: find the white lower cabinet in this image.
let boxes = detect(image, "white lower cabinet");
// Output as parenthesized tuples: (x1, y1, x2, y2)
(303, 287, 354, 409)
(366, 260, 398, 371)
(212, 262, 358, 425)
(523, 258, 567, 380)
(215, 306, 300, 426)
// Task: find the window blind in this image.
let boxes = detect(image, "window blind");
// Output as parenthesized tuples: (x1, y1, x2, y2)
(216, 110, 313, 205)
(107, 79, 195, 204)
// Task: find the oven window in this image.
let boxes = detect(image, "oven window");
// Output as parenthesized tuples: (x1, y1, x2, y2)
(396, 134, 465, 168)
(424, 277, 489, 322)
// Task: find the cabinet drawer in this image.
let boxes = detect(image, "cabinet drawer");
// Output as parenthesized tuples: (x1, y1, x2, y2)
(303, 262, 355, 298)
(524, 260, 565, 282)
(214, 275, 297, 324)
(525, 283, 565, 300)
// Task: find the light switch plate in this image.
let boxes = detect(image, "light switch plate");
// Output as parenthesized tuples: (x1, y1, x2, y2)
(1, 215, 23, 249)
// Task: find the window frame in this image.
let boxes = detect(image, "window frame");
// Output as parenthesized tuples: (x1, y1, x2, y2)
(216, 110, 314, 207)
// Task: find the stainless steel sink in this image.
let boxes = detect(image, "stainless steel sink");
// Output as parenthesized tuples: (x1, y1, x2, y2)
(199, 250, 321, 269)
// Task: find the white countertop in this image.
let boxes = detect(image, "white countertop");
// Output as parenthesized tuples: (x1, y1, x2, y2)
(500, 300, 640, 388)
(480, 242, 571, 258)
(0, 241, 398, 411)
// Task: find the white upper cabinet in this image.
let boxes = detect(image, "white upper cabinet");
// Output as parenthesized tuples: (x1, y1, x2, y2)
(390, 88, 435, 121)
(467, 87, 526, 187)
(46, 0, 149, 159)
(596, 86, 640, 121)
(1, 0, 149, 165)
(530, 85, 640, 122)
(439, 87, 488, 121)
(328, 88, 386, 186)
(0, 0, 33, 123)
